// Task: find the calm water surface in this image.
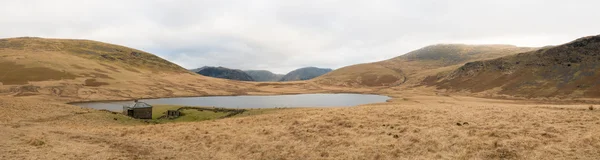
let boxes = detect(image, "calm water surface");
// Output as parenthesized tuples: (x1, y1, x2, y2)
(72, 94, 390, 111)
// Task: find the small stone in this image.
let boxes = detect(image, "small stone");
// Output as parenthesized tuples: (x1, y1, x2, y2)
(456, 123, 462, 126)
(463, 122, 469, 125)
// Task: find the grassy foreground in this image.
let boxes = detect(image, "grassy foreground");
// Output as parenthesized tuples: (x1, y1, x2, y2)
(2, 94, 600, 159)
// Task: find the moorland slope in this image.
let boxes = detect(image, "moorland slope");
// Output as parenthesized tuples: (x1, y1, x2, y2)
(0, 37, 258, 101)
(430, 35, 600, 98)
(314, 44, 536, 87)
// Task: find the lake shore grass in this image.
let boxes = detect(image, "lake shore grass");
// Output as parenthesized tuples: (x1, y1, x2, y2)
(150, 105, 289, 123)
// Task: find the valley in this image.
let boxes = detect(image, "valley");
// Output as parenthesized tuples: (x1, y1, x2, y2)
(1, 36, 600, 159)
(190, 66, 332, 82)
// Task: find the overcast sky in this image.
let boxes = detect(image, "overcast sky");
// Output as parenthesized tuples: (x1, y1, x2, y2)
(1, 0, 599, 73)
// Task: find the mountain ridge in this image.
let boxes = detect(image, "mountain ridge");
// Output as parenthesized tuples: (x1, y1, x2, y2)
(314, 44, 537, 87)
(429, 35, 600, 98)
(279, 67, 332, 81)
(192, 66, 255, 81)
(244, 70, 284, 82)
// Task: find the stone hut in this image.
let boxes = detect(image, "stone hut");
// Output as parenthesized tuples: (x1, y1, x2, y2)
(123, 100, 153, 119)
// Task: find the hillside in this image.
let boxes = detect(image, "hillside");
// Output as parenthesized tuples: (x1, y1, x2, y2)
(2, 37, 600, 160)
(430, 35, 600, 98)
(244, 70, 284, 82)
(0, 37, 255, 100)
(314, 44, 536, 87)
(192, 66, 254, 81)
(279, 67, 332, 81)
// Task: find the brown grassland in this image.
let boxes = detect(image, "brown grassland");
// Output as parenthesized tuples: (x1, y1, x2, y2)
(0, 37, 599, 159)
(2, 90, 599, 160)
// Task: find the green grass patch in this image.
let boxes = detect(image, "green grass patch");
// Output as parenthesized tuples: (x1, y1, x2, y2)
(167, 109, 229, 122)
(149, 105, 288, 123)
(151, 105, 240, 123)
(152, 105, 183, 119)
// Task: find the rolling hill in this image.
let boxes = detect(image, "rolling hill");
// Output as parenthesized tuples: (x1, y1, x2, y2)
(192, 66, 255, 81)
(0, 37, 254, 100)
(244, 70, 284, 82)
(279, 67, 332, 81)
(3, 37, 600, 160)
(314, 44, 537, 87)
(429, 35, 600, 98)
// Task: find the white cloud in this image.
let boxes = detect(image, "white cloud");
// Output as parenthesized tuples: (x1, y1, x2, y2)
(1, 0, 599, 73)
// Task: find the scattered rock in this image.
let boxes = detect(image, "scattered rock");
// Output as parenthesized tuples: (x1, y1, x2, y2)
(463, 122, 469, 125)
(130, 51, 142, 57)
(113, 118, 117, 121)
(100, 54, 115, 60)
(393, 135, 399, 139)
(590, 105, 594, 111)
(456, 122, 462, 126)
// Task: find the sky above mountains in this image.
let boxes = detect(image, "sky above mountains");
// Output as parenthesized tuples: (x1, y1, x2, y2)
(1, 0, 599, 73)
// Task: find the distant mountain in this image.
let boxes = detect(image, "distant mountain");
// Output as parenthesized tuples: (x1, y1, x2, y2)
(279, 67, 332, 81)
(192, 66, 254, 81)
(244, 70, 284, 82)
(189, 66, 208, 73)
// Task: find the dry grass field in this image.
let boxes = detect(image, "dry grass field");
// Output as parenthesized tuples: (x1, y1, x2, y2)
(1, 92, 599, 160)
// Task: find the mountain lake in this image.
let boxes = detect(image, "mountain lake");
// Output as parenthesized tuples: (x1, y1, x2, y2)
(71, 93, 391, 112)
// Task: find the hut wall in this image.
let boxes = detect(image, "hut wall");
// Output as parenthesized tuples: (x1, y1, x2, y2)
(132, 107, 153, 119)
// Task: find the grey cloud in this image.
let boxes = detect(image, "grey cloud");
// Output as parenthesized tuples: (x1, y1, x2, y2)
(1, 0, 599, 73)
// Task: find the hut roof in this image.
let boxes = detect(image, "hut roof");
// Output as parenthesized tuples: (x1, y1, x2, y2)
(131, 102, 153, 108)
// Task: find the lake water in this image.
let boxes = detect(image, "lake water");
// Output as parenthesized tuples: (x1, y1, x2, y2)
(72, 94, 390, 112)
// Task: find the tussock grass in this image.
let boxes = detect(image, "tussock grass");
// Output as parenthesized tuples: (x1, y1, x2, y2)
(26, 138, 46, 146)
